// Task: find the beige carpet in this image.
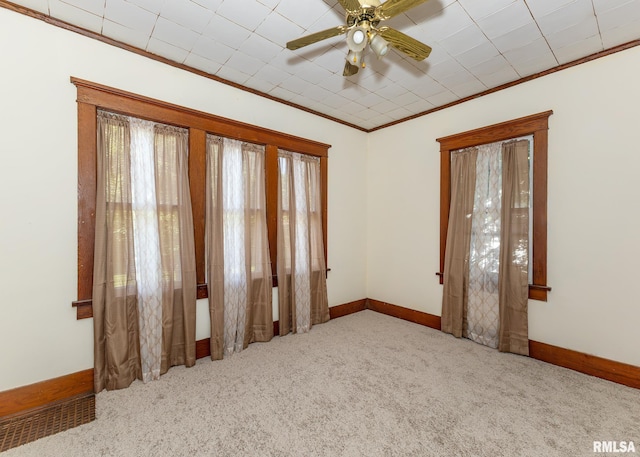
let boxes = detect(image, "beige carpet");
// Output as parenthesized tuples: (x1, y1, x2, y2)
(5, 310, 639, 456)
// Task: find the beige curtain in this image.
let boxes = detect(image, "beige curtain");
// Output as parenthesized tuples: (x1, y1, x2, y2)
(206, 136, 273, 360)
(441, 148, 477, 337)
(277, 151, 329, 336)
(498, 140, 530, 355)
(93, 111, 196, 392)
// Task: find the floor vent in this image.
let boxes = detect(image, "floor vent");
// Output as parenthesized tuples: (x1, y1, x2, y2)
(0, 393, 95, 452)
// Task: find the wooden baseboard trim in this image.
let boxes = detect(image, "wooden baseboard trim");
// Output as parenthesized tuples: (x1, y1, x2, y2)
(529, 340, 640, 390)
(363, 298, 639, 390)
(0, 369, 94, 417)
(329, 299, 367, 319)
(366, 298, 442, 330)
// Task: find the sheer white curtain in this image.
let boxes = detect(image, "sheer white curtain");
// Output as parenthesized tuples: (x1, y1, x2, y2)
(130, 118, 164, 382)
(466, 142, 502, 348)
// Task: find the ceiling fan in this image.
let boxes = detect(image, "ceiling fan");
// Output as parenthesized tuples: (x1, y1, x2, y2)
(286, 0, 432, 76)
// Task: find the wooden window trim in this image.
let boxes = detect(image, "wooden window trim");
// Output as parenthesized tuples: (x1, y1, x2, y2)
(71, 77, 330, 318)
(436, 110, 553, 301)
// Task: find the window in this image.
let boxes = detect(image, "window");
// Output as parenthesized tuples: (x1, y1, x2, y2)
(72, 78, 330, 318)
(436, 111, 552, 301)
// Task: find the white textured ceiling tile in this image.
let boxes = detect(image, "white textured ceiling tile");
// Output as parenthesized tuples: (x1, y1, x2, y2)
(318, 72, 349, 91)
(402, 98, 436, 114)
(416, 2, 474, 41)
(49, 0, 103, 33)
(525, 0, 575, 18)
(597, 1, 640, 31)
(478, 67, 520, 87)
(60, 0, 105, 16)
(375, 82, 411, 99)
(322, 93, 352, 109)
(545, 18, 600, 49)
(356, 91, 386, 109)
(215, 64, 251, 84)
(491, 22, 542, 53)
(257, 0, 281, 9)
(151, 17, 200, 50)
(385, 106, 414, 120)
(295, 65, 334, 85)
(13, 0, 47, 13)
(304, 85, 335, 103)
(183, 52, 222, 74)
(426, 59, 468, 80)
(238, 33, 283, 63)
(203, 15, 251, 48)
(244, 76, 277, 94)
(105, 0, 157, 35)
(593, 0, 637, 14)
(426, 90, 458, 106)
(102, 19, 151, 48)
(466, 54, 518, 86)
(224, 51, 266, 76)
(553, 34, 604, 64)
(216, 0, 271, 31)
(268, 85, 297, 101)
(275, 0, 331, 30)
(369, 99, 402, 114)
(146, 36, 190, 62)
(447, 79, 487, 98)
(253, 64, 292, 85)
(366, 113, 395, 127)
(477, 1, 534, 39)
(126, 0, 166, 15)
(410, 79, 448, 98)
(391, 90, 421, 106)
(503, 37, 555, 65)
(438, 25, 489, 56)
(511, 52, 558, 77)
(458, 0, 517, 20)
(306, 6, 345, 32)
(255, 12, 304, 47)
(535, 0, 595, 35)
(160, 0, 213, 33)
(340, 100, 369, 115)
(601, 18, 640, 48)
(454, 41, 500, 68)
(191, 35, 234, 63)
(281, 74, 313, 94)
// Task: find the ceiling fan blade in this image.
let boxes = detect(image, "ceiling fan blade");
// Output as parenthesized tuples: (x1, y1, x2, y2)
(379, 27, 432, 61)
(375, 0, 429, 20)
(343, 60, 360, 77)
(286, 26, 348, 50)
(337, 0, 363, 13)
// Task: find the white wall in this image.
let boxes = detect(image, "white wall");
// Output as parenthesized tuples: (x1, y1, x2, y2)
(366, 45, 640, 367)
(0, 8, 367, 391)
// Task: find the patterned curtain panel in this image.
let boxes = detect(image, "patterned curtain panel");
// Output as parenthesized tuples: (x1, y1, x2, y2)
(206, 135, 273, 360)
(93, 111, 196, 392)
(467, 142, 502, 349)
(277, 151, 329, 336)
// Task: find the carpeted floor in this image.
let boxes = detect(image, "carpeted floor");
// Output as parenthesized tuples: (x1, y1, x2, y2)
(4, 310, 639, 456)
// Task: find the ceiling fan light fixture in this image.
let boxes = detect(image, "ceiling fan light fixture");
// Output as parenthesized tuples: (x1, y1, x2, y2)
(346, 26, 368, 52)
(370, 33, 389, 58)
(346, 50, 364, 67)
